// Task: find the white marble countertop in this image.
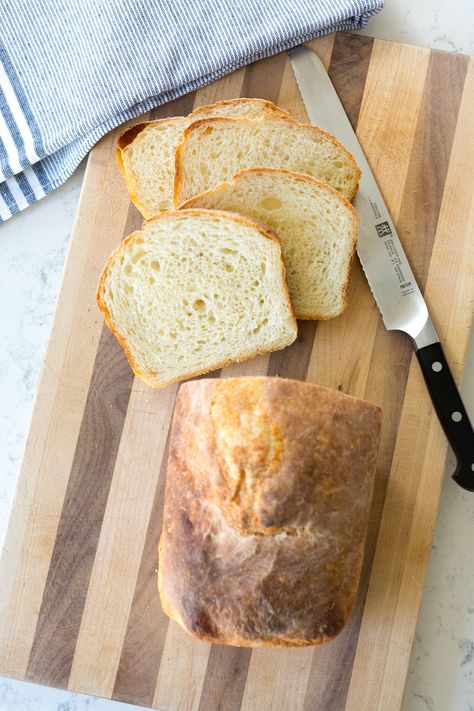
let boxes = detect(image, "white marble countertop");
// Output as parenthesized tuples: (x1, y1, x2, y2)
(1, 1, 473, 709)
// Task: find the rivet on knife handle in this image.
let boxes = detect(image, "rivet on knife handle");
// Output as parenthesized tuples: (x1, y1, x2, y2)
(415, 342, 474, 491)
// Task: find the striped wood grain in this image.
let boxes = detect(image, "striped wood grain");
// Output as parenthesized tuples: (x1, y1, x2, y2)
(0, 32, 473, 711)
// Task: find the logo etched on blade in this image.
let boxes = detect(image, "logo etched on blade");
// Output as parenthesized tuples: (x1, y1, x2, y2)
(375, 221, 392, 238)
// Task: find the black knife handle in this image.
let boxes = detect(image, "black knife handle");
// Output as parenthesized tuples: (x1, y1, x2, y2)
(416, 342, 474, 491)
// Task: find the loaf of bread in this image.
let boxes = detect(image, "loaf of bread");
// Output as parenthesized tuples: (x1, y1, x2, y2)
(117, 98, 289, 217)
(96, 210, 296, 387)
(181, 168, 359, 319)
(174, 115, 360, 205)
(159, 377, 382, 647)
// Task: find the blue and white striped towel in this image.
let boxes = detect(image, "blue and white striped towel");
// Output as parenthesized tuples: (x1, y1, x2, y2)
(0, 0, 382, 222)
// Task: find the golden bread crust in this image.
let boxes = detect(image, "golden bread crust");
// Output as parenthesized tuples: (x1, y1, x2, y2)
(159, 377, 382, 646)
(190, 97, 290, 121)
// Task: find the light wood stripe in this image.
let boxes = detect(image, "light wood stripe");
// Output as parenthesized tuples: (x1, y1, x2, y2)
(153, 624, 211, 711)
(345, 55, 474, 711)
(362, 46, 468, 521)
(307, 33, 336, 70)
(424, 56, 474, 361)
(68, 380, 178, 697)
(396, 51, 469, 291)
(240, 648, 313, 711)
(376, 58, 474, 705)
(193, 66, 247, 105)
(221, 353, 270, 378)
(0, 130, 132, 679)
(240, 51, 288, 100)
(356, 40, 432, 211)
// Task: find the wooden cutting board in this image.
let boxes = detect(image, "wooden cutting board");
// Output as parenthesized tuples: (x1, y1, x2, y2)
(1, 32, 473, 711)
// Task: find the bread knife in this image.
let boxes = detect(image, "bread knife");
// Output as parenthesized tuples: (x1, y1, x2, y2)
(290, 45, 474, 491)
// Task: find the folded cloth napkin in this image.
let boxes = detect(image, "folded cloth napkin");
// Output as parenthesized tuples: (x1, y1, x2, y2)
(0, 0, 382, 221)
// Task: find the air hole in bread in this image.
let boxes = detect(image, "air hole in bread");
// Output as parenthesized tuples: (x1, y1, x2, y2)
(258, 196, 282, 211)
(193, 299, 206, 313)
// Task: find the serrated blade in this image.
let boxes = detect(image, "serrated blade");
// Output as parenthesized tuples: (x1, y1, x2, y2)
(289, 46, 438, 348)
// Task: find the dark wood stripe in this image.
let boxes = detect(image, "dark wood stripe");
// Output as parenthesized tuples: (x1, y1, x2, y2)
(197, 647, 252, 711)
(329, 33, 374, 130)
(267, 321, 317, 380)
(149, 91, 197, 121)
(26, 324, 134, 687)
(112, 429, 172, 706)
(304, 42, 469, 711)
(123, 202, 144, 235)
(240, 51, 288, 102)
(303, 613, 362, 711)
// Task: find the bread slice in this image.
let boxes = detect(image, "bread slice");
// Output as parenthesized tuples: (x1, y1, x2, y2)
(174, 116, 361, 205)
(117, 99, 289, 217)
(181, 169, 359, 319)
(97, 209, 297, 387)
